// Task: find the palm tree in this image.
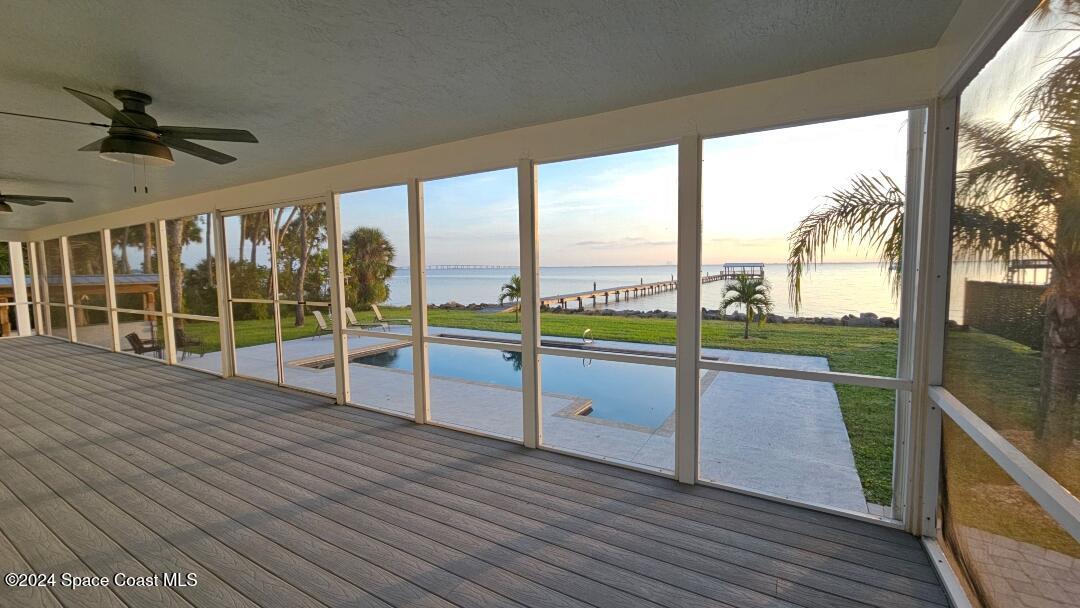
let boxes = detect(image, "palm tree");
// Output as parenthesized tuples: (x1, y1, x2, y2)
(342, 227, 396, 308)
(498, 274, 522, 320)
(720, 274, 773, 339)
(275, 205, 326, 326)
(787, 2, 1080, 449)
(165, 218, 203, 320)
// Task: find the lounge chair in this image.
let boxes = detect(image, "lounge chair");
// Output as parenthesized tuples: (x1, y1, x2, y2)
(174, 328, 203, 361)
(124, 332, 163, 358)
(312, 310, 332, 339)
(371, 304, 411, 326)
(344, 307, 391, 331)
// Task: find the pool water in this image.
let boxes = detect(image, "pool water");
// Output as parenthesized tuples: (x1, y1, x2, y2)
(352, 343, 675, 429)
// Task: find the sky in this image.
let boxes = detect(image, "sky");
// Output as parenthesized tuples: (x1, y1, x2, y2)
(335, 110, 910, 268)
(960, 6, 1078, 135)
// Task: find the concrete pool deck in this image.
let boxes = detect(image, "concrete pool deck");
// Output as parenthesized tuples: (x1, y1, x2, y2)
(182, 326, 870, 513)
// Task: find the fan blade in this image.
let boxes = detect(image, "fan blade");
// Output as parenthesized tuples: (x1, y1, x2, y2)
(63, 87, 138, 127)
(157, 126, 258, 143)
(161, 136, 237, 164)
(0, 202, 12, 213)
(3, 194, 73, 203)
(2, 198, 46, 206)
(78, 137, 107, 151)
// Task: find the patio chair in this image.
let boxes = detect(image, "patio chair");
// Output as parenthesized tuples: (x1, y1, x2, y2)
(312, 310, 332, 339)
(124, 332, 163, 358)
(371, 304, 411, 326)
(345, 307, 391, 331)
(174, 327, 203, 361)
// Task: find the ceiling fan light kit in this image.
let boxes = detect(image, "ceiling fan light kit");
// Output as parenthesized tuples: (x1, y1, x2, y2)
(98, 130, 175, 166)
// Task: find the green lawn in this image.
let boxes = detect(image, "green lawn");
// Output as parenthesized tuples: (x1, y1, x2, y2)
(178, 313, 327, 354)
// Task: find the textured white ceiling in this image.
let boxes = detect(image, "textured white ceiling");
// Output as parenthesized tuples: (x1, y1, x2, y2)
(0, 0, 960, 230)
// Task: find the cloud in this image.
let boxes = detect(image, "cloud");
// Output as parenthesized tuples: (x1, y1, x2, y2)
(573, 237, 676, 248)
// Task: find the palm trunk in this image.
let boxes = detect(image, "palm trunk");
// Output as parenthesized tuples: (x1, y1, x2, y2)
(744, 304, 750, 339)
(143, 223, 153, 273)
(1035, 275, 1079, 453)
(293, 211, 310, 327)
(237, 216, 246, 264)
(166, 220, 185, 323)
(119, 227, 130, 273)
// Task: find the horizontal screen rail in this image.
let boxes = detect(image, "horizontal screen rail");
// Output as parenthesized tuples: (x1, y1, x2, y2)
(425, 334, 523, 352)
(114, 307, 163, 317)
(538, 345, 675, 367)
(929, 385, 1080, 543)
(342, 327, 415, 340)
(699, 359, 911, 390)
(171, 313, 220, 322)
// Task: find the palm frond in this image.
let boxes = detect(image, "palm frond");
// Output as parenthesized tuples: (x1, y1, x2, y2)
(786, 173, 905, 313)
(958, 122, 1060, 209)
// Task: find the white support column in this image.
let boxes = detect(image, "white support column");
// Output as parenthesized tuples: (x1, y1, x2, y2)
(326, 193, 351, 405)
(675, 134, 703, 484)
(892, 107, 928, 521)
(268, 209, 284, 384)
(155, 220, 177, 365)
(212, 212, 237, 377)
(59, 236, 77, 342)
(408, 178, 431, 424)
(100, 229, 121, 351)
(8, 242, 32, 336)
(518, 159, 542, 448)
(27, 242, 44, 333)
(910, 96, 959, 537)
(32, 242, 50, 335)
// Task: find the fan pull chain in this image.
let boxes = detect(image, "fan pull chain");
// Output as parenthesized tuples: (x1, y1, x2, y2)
(132, 161, 137, 193)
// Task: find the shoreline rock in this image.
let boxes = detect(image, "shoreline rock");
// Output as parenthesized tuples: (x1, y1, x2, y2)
(424, 301, 925, 328)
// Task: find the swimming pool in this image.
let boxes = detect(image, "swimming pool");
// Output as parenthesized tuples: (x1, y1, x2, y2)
(351, 343, 675, 429)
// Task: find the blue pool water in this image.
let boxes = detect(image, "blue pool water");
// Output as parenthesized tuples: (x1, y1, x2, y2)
(352, 343, 675, 428)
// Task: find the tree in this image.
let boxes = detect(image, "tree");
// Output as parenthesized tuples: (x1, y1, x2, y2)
(239, 212, 269, 266)
(111, 224, 153, 275)
(787, 1, 1080, 449)
(720, 274, 773, 339)
(274, 205, 326, 326)
(498, 274, 522, 320)
(165, 217, 203, 322)
(342, 227, 396, 309)
(181, 258, 218, 317)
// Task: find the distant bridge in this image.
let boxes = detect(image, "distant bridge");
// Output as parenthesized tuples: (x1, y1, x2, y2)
(423, 264, 517, 270)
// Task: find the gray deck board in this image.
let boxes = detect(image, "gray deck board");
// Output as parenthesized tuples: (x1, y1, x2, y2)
(0, 337, 948, 608)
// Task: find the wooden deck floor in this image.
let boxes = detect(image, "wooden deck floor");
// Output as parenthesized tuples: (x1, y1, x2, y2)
(0, 337, 947, 608)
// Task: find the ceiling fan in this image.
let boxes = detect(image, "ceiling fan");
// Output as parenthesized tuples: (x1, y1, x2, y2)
(0, 191, 73, 213)
(64, 87, 258, 166)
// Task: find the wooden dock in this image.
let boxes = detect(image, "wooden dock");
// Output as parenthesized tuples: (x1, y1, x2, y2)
(541, 263, 766, 310)
(541, 274, 725, 309)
